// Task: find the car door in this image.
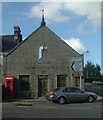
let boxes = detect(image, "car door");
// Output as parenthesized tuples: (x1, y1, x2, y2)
(63, 87, 77, 102)
(70, 88, 88, 102)
(64, 87, 88, 102)
(69, 88, 80, 102)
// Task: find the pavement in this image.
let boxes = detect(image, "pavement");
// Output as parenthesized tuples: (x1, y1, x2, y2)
(97, 96, 103, 101)
(1, 96, 103, 106)
(2, 97, 48, 106)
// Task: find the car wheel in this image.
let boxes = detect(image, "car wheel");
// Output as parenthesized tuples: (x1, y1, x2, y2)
(58, 97, 66, 104)
(88, 96, 94, 103)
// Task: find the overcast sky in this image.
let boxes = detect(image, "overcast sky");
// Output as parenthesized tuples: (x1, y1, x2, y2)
(1, 1, 102, 73)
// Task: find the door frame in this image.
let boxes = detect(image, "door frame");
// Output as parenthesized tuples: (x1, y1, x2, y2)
(38, 75, 48, 97)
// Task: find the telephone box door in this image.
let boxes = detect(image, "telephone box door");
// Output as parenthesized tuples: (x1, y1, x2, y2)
(4, 76, 14, 99)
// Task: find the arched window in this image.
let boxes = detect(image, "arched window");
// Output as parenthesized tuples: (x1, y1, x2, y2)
(39, 46, 43, 59)
(39, 45, 47, 60)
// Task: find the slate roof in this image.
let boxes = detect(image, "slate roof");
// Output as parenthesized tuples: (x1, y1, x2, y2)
(0, 35, 22, 53)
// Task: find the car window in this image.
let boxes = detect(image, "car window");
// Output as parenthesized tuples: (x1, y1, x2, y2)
(52, 88, 60, 92)
(63, 88, 71, 92)
(70, 88, 82, 93)
(67, 88, 71, 92)
(63, 87, 82, 93)
(63, 88, 67, 92)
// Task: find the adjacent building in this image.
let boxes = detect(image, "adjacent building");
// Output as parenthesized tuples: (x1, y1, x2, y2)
(0, 26, 22, 82)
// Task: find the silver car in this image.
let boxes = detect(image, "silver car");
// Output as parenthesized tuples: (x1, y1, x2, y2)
(46, 87, 97, 104)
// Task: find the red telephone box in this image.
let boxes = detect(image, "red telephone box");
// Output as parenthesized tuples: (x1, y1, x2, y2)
(4, 76, 15, 99)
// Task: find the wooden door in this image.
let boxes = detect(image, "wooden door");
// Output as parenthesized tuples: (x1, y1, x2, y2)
(38, 75, 48, 97)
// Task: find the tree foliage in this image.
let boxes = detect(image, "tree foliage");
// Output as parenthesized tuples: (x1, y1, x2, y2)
(84, 61, 101, 82)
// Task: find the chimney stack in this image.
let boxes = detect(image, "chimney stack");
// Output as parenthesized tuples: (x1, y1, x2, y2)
(14, 25, 22, 43)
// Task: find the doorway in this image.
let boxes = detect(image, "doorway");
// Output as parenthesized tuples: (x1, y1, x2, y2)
(38, 75, 48, 97)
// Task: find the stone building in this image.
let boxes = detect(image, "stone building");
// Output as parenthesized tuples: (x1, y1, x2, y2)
(3, 16, 84, 98)
(0, 26, 22, 82)
(0, 25, 22, 54)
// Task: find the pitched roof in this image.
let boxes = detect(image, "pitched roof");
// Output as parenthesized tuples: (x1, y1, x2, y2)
(6, 25, 80, 56)
(0, 35, 22, 53)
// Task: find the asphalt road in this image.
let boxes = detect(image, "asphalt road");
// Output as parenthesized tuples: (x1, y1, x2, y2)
(1, 83, 103, 119)
(2, 101, 102, 119)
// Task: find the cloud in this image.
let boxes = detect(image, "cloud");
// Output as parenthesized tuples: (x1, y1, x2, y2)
(63, 38, 88, 54)
(64, 2, 101, 27)
(27, 3, 69, 23)
(26, 2, 101, 28)
(76, 21, 97, 35)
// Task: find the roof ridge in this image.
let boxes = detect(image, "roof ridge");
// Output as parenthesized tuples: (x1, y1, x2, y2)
(6, 25, 80, 56)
